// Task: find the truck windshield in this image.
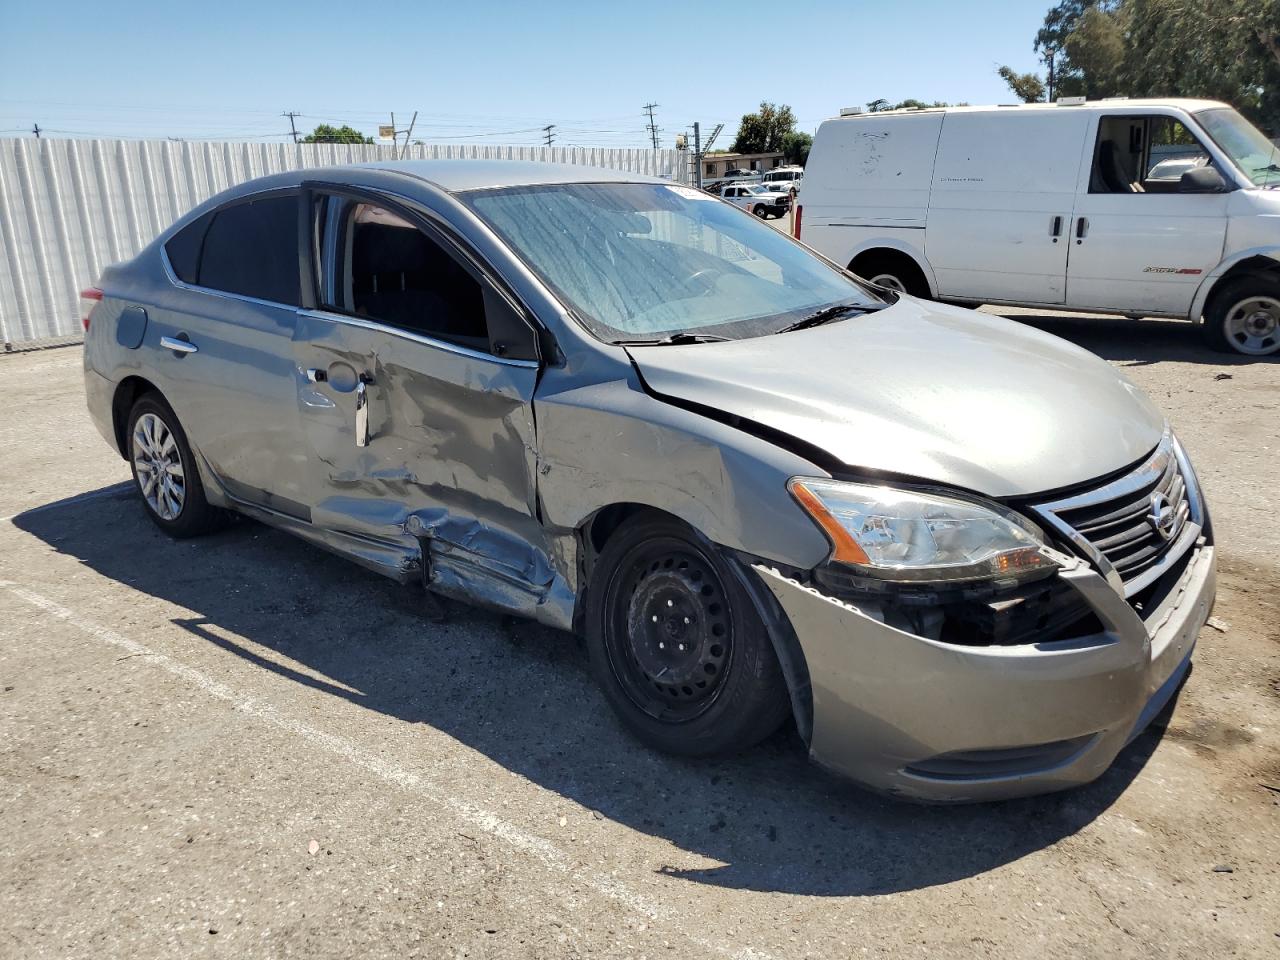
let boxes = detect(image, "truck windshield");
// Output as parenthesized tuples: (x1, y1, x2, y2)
(463, 182, 878, 344)
(1194, 107, 1280, 187)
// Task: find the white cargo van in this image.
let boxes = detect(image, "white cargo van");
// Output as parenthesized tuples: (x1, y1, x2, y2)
(796, 99, 1280, 355)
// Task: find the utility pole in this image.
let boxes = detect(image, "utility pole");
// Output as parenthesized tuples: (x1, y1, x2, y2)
(542, 124, 555, 147)
(401, 111, 417, 158)
(282, 111, 301, 143)
(693, 122, 702, 188)
(643, 102, 660, 149)
(1046, 48, 1056, 103)
(31, 123, 40, 139)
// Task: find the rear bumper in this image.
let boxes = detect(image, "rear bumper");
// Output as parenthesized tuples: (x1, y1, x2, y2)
(755, 540, 1216, 802)
(84, 366, 118, 453)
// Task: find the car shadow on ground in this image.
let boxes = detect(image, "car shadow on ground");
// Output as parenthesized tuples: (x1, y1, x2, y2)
(13, 488, 1178, 898)
(994, 311, 1277, 367)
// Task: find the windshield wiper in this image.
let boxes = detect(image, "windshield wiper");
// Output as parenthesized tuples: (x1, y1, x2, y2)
(774, 302, 884, 335)
(613, 331, 732, 346)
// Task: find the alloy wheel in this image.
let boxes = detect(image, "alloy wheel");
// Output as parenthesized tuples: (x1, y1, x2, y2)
(131, 412, 186, 520)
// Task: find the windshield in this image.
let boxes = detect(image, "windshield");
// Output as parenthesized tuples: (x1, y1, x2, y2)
(1195, 107, 1280, 187)
(463, 182, 878, 343)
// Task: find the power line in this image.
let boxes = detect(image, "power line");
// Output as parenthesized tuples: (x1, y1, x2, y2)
(542, 124, 555, 146)
(282, 111, 301, 144)
(642, 102, 660, 149)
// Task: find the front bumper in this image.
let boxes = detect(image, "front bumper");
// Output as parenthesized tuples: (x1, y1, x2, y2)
(754, 539, 1216, 802)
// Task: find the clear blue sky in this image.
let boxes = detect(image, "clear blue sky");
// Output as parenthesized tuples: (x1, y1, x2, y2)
(1, 0, 1049, 147)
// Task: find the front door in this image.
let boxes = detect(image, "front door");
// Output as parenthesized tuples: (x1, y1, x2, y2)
(293, 186, 553, 609)
(1066, 113, 1229, 316)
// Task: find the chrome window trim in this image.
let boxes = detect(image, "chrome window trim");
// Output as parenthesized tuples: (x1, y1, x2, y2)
(296, 308, 539, 369)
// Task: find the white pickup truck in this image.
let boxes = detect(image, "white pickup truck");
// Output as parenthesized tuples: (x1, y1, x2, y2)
(720, 183, 791, 219)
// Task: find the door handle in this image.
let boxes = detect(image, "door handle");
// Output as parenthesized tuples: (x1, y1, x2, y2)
(354, 374, 373, 447)
(1050, 215, 1063, 239)
(160, 335, 197, 355)
(305, 367, 327, 383)
(1075, 217, 1089, 242)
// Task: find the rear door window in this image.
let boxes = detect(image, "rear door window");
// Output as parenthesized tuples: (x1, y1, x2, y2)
(185, 194, 301, 305)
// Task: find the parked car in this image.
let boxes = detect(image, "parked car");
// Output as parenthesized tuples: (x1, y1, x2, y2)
(721, 182, 790, 218)
(797, 98, 1280, 355)
(82, 160, 1215, 801)
(763, 165, 804, 190)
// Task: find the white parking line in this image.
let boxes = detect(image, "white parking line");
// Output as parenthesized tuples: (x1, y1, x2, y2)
(0, 578, 777, 960)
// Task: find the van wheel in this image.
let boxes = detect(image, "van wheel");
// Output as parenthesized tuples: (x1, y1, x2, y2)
(850, 253, 930, 299)
(1203, 274, 1280, 356)
(127, 395, 224, 538)
(585, 513, 790, 757)
(752, 204, 766, 217)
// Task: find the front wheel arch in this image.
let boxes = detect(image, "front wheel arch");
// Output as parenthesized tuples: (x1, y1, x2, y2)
(578, 505, 813, 746)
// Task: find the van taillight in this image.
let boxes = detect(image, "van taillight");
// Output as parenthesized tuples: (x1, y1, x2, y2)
(80, 287, 103, 330)
(793, 205, 802, 240)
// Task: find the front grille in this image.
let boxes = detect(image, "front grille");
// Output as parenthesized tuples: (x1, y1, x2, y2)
(1033, 434, 1199, 597)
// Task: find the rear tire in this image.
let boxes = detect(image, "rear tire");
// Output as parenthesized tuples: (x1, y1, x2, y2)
(127, 394, 224, 538)
(851, 253, 931, 299)
(584, 513, 791, 757)
(1202, 274, 1280, 356)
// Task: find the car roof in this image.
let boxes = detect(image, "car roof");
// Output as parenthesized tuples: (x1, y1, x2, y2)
(361, 158, 670, 192)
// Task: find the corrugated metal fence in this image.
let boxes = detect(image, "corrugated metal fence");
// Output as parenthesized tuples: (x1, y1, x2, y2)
(0, 138, 689, 348)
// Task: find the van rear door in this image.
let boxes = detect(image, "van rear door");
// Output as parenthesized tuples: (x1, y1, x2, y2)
(926, 110, 1090, 304)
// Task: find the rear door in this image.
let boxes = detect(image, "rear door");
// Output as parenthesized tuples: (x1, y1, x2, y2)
(293, 184, 554, 605)
(1065, 111, 1229, 315)
(926, 111, 1090, 304)
(160, 191, 311, 517)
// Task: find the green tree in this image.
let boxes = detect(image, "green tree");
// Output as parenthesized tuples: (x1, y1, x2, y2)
(1122, 0, 1280, 134)
(867, 98, 954, 112)
(302, 124, 373, 144)
(731, 101, 797, 153)
(1032, 0, 1124, 98)
(997, 66, 1048, 102)
(779, 130, 813, 166)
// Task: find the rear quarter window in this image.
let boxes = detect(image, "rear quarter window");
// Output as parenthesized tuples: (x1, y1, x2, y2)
(164, 212, 211, 284)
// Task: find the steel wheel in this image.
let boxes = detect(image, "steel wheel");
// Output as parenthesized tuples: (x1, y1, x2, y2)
(869, 272, 907, 293)
(1221, 295, 1280, 355)
(131, 411, 186, 521)
(603, 538, 734, 723)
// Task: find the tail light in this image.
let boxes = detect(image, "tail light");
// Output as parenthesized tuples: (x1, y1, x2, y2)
(80, 287, 103, 331)
(792, 204, 802, 240)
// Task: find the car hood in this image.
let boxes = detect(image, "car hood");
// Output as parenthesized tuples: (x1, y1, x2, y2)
(626, 298, 1166, 498)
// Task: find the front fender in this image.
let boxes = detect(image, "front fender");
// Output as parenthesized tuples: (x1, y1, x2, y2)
(1189, 246, 1280, 319)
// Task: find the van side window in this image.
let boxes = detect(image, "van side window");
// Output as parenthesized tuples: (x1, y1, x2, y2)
(1089, 116, 1213, 195)
(195, 195, 301, 304)
(323, 200, 492, 353)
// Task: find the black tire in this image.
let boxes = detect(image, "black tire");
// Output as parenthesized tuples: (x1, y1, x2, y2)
(752, 204, 766, 217)
(584, 513, 791, 757)
(851, 254, 931, 299)
(127, 394, 224, 538)
(1202, 273, 1280, 356)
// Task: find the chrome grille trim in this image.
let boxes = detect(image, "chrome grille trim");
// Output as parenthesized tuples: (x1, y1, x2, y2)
(1032, 432, 1202, 599)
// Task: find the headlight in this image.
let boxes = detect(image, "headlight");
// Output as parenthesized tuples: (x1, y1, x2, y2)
(789, 478, 1057, 583)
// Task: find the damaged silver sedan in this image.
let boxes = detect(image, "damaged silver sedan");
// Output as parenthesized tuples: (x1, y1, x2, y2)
(82, 161, 1216, 801)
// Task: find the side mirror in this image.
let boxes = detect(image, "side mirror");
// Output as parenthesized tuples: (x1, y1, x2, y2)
(1179, 167, 1229, 193)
